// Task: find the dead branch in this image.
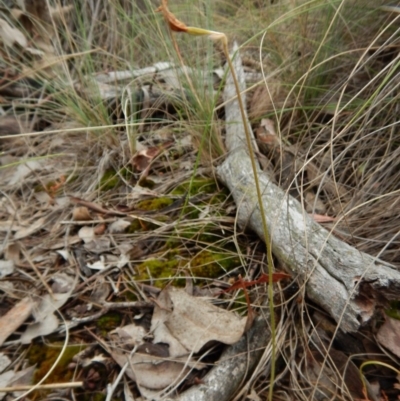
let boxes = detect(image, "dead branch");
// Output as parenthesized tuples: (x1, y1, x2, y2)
(217, 43, 400, 333)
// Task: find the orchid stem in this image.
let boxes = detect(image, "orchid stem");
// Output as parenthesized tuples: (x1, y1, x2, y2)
(221, 36, 276, 401)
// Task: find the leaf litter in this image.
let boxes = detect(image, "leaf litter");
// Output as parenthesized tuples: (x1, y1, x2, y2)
(0, 33, 269, 393)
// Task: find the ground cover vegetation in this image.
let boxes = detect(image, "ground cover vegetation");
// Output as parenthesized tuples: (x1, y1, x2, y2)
(0, 0, 400, 400)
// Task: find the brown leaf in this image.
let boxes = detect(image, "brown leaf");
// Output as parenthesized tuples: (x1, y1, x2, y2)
(0, 298, 33, 346)
(72, 206, 92, 221)
(131, 142, 172, 172)
(93, 223, 106, 235)
(377, 316, 400, 358)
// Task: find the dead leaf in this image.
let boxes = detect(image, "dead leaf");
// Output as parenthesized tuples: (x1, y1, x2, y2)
(33, 191, 52, 205)
(111, 350, 191, 391)
(56, 249, 70, 261)
(153, 287, 247, 353)
(51, 273, 75, 294)
(0, 370, 15, 400)
(0, 260, 14, 278)
(131, 142, 173, 173)
(110, 324, 147, 346)
(0, 18, 27, 48)
(86, 256, 106, 271)
(377, 316, 400, 357)
(89, 281, 110, 303)
(151, 289, 189, 358)
(131, 147, 160, 172)
(6, 365, 36, 398)
(116, 253, 129, 269)
(4, 244, 20, 264)
(20, 313, 59, 344)
(19, 274, 76, 343)
(93, 223, 106, 235)
(305, 191, 327, 215)
(0, 297, 33, 346)
(14, 217, 46, 240)
(109, 219, 131, 233)
(7, 160, 46, 186)
(72, 206, 92, 221)
(78, 226, 95, 244)
(84, 237, 111, 254)
(0, 353, 11, 372)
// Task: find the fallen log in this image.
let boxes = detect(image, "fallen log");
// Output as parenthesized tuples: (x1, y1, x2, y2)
(217, 43, 400, 333)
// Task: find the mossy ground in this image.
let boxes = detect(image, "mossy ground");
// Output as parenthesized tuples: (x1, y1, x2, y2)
(135, 249, 241, 288)
(121, 177, 241, 288)
(26, 342, 83, 399)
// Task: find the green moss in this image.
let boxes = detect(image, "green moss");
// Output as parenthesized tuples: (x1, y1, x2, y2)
(135, 258, 185, 288)
(126, 217, 167, 233)
(126, 197, 175, 233)
(91, 394, 106, 401)
(134, 250, 240, 288)
(135, 197, 173, 211)
(27, 343, 83, 386)
(77, 392, 116, 401)
(120, 167, 133, 179)
(97, 169, 120, 191)
(127, 219, 142, 233)
(385, 301, 400, 320)
(171, 178, 217, 196)
(96, 167, 134, 191)
(190, 250, 241, 279)
(96, 312, 122, 333)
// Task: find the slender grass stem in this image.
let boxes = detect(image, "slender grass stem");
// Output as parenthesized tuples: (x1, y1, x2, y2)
(221, 36, 276, 401)
(157, 2, 277, 397)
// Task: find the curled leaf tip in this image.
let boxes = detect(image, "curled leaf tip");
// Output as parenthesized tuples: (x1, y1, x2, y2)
(156, 0, 188, 33)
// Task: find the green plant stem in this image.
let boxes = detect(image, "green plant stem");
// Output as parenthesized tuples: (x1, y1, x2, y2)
(359, 361, 400, 397)
(221, 36, 276, 401)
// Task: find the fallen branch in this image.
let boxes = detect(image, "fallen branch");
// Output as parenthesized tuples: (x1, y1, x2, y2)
(217, 44, 400, 332)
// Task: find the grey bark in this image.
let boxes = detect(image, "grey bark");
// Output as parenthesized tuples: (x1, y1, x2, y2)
(217, 43, 400, 333)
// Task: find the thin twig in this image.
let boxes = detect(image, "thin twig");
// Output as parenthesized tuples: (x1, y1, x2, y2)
(0, 382, 83, 392)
